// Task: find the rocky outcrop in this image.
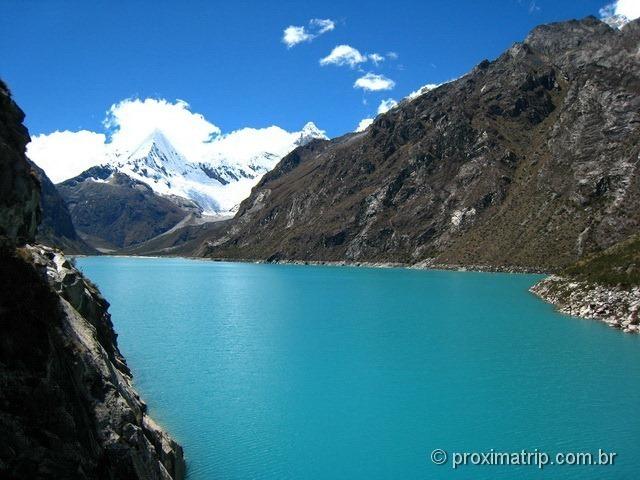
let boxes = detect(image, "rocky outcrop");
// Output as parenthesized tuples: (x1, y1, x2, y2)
(0, 81, 184, 478)
(0, 80, 39, 244)
(200, 17, 640, 271)
(31, 162, 97, 255)
(531, 276, 639, 333)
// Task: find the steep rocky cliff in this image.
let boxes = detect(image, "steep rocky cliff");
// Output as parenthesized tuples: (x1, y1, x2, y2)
(0, 81, 39, 244)
(201, 17, 640, 271)
(31, 162, 97, 255)
(0, 81, 185, 478)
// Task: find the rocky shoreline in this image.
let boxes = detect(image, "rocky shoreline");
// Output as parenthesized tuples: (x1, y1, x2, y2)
(201, 255, 548, 274)
(531, 275, 640, 334)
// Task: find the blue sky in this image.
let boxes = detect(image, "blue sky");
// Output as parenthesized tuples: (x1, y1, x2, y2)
(0, 0, 616, 138)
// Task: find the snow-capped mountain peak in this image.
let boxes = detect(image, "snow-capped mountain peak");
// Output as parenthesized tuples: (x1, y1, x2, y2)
(125, 129, 187, 172)
(99, 122, 327, 215)
(295, 122, 328, 146)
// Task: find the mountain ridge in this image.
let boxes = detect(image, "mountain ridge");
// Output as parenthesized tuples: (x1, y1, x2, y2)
(198, 16, 640, 271)
(55, 122, 328, 251)
(57, 122, 324, 253)
(58, 121, 328, 216)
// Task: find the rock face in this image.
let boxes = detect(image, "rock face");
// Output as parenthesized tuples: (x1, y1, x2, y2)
(31, 161, 97, 254)
(57, 166, 197, 251)
(0, 82, 185, 478)
(0, 80, 39, 244)
(1, 245, 186, 478)
(201, 17, 640, 271)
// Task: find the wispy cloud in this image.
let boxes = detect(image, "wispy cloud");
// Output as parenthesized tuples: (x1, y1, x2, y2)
(282, 26, 313, 47)
(368, 53, 385, 65)
(310, 18, 335, 34)
(320, 44, 367, 68)
(353, 98, 397, 133)
(282, 18, 335, 48)
(517, 0, 540, 14)
(354, 73, 395, 91)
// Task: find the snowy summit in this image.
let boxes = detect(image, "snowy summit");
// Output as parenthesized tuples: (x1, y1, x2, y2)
(75, 123, 328, 215)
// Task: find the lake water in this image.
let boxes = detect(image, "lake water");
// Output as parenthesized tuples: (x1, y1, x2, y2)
(77, 256, 640, 479)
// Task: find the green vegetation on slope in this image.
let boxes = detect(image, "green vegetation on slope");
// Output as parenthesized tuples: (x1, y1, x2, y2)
(564, 234, 640, 287)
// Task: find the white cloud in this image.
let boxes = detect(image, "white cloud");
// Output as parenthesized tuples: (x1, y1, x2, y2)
(615, 0, 640, 18)
(27, 130, 108, 183)
(600, 0, 640, 27)
(104, 98, 220, 161)
(407, 83, 440, 100)
(354, 73, 395, 91)
(320, 46, 397, 68)
(28, 98, 221, 182)
(28, 98, 325, 184)
(320, 44, 367, 68)
(282, 26, 314, 47)
(282, 18, 335, 47)
(355, 118, 374, 132)
(377, 98, 397, 114)
(206, 124, 323, 166)
(368, 53, 384, 65)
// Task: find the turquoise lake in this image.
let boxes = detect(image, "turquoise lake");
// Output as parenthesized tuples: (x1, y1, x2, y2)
(77, 256, 640, 479)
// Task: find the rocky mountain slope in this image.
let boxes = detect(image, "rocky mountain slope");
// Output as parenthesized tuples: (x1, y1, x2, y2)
(58, 166, 199, 251)
(0, 80, 185, 478)
(30, 162, 97, 254)
(200, 17, 640, 271)
(119, 216, 231, 257)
